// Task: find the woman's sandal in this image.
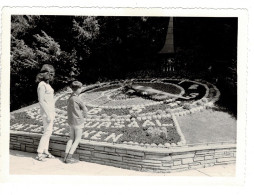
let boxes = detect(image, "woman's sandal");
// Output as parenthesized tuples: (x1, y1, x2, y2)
(35, 155, 46, 162)
(44, 152, 55, 159)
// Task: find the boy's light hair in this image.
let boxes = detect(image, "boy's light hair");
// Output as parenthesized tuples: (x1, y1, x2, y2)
(70, 81, 83, 91)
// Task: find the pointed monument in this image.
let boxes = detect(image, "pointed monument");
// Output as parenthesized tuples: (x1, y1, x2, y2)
(159, 17, 174, 54)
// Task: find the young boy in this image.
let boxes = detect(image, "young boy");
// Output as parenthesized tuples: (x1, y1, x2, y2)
(64, 81, 88, 163)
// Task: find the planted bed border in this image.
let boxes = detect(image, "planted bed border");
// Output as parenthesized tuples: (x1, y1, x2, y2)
(10, 130, 236, 173)
(10, 78, 233, 173)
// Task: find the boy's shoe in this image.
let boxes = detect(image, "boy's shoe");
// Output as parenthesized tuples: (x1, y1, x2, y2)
(65, 158, 79, 164)
(35, 154, 46, 162)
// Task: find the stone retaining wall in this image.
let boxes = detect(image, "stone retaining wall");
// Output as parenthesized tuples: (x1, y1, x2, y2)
(10, 131, 236, 173)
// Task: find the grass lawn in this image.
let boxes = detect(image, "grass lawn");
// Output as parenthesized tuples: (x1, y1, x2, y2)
(176, 109, 236, 145)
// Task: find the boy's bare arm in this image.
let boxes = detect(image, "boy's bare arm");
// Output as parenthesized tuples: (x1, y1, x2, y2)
(80, 101, 88, 117)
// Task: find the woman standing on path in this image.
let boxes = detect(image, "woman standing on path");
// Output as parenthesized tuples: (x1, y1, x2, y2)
(35, 64, 56, 161)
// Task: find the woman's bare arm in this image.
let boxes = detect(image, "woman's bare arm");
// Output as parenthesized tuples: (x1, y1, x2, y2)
(37, 84, 51, 118)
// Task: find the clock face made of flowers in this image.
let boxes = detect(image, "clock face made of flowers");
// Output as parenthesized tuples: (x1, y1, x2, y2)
(80, 78, 219, 114)
(11, 78, 220, 148)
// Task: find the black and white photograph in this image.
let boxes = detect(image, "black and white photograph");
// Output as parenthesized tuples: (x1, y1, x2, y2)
(0, 5, 251, 195)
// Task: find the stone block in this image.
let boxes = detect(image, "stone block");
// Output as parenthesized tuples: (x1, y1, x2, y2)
(142, 159, 162, 165)
(91, 159, 110, 165)
(116, 148, 127, 154)
(215, 160, 236, 165)
(155, 166, 174, 171)
(33, 137, 41, 142)
(120, 153, 143, 159)
(169, 167, 189, 173)
(189, 164, 205, 170)
(182, 158, 194, 164)
(145, 154, 172, 161)
(171, 164, 189, 170)
(205, 155, 214, 160)
(13, 146, 21, 150)
(127, 150, 145, 157)
(204, 159, 216, 164)
(216, 157, 236, 163)
(196, 150, 215, 155)
(123, 157, 162, 166)
(128, 165, 142, 171)
(215, 148, 236, 154)
(51, 140, 65, 145)
(194, 156, 205, 161)
(76, 149, 91, 155)
(78, 147, 94, 152)
(79, 155, 91, 161)
(214, 152, 234, 159)
(105, 147, 116, 153)
(172, 152, 195, 160)
(79, 144, 94, 150)
(173, 160, 182, 166)
(93, 152, 122, 161)
(141, 164, 163, 170)
(72, 153, 80, 159)
(79, 153, 91, 158)
(50, 150, 62, 157)
(21, 144, 26, 151)
(26, 147, 36, 153)
(162, 162, 174, 167)
(94, 146, 105, 151)
(25, 144, 36, 148)
(18, 137, 34, 143)
(61, 152, 66, 158)
(12, 142, 21, 146)
(141, 168, 154, 172)
(49, 143, 66, 151)
(188, 162, 201, 166)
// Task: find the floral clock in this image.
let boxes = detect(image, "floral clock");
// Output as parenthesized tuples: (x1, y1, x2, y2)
(11, 78, 220, 149)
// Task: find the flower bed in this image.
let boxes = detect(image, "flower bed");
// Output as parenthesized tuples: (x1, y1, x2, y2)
(79, 78, 219, 116)
(11, 78, 220, 149)
(10, 107, 182, 147)
(10, 78, 237, 173)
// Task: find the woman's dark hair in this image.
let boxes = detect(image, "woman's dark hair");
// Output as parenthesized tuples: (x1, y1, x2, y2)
(40, 64, 55, 73)
(36, 64, 55, 83)
(36, 72, 51, 83)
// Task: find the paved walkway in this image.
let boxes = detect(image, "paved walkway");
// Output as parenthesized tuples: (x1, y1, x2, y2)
(9, 150, 235, 176)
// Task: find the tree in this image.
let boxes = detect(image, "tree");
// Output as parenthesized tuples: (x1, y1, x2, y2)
(10, 15, 175, 110)
(10, 16, 80, 110)
(33, 30, 79, 86)
(10, 35, 39, 110)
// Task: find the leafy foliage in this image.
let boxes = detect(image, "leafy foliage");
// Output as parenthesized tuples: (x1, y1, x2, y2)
(10, 15, 237, 115)
(11, 16, 81, 110)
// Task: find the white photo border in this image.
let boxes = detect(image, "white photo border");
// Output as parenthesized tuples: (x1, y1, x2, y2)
(0, 7, 248, 186)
